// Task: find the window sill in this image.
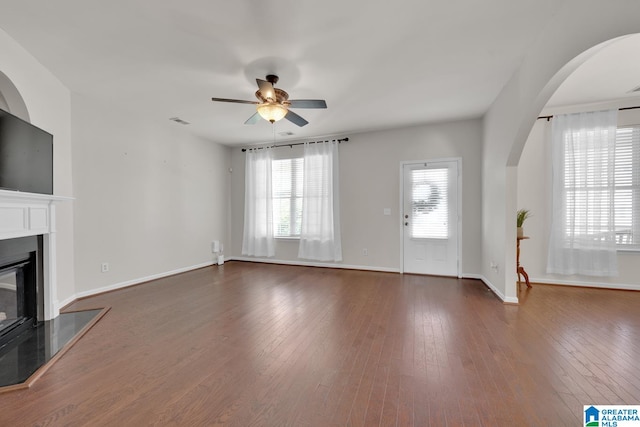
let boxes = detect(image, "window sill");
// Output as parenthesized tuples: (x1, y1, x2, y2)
(275, 236, 300, 241)
(616, 247, 640, 253)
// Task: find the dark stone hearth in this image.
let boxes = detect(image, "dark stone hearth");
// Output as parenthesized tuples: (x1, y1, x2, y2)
(0, 309, 102, 387)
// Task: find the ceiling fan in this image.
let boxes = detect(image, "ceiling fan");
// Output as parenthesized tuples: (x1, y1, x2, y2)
(211, 75, 327, 127)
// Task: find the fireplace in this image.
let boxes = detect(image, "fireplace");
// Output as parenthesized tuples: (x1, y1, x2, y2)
(0, 192, 108, 389)
(0, 235, 44, 348)
(0, 190, 70, 330)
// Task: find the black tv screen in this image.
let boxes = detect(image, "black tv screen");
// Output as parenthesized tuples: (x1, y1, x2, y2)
(0, 108, 53, 195)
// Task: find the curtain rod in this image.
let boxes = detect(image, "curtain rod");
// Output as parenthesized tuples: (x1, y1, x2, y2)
(241, 137, 349, 152)
(537, 105, 640, 121)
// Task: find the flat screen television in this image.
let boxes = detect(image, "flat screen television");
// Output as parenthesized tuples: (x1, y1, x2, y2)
(0, 108, 53, 195)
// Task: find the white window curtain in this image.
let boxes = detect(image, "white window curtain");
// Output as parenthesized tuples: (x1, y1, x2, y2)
(298, 141, 342, 261)
(547, 109, 618, 276)
(242, 148, 275, 257)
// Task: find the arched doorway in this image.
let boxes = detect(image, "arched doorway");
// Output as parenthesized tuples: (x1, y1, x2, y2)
(481, 8, 640, 303)
(516, 34, 640, 293)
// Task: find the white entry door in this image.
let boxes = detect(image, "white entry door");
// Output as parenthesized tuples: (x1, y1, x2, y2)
(402, 160, 459, 276)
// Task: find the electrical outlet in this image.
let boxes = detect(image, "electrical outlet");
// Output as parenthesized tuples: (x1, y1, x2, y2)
(101, 262, 109, 273)
(363, 248, 368, 256)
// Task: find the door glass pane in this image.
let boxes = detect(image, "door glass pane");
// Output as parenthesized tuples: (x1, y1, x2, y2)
(411, 168, 448, 239)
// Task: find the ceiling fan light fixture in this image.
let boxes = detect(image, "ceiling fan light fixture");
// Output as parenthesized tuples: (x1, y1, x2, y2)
(211, 75, 324, 127)
(257, 103, 287, 123)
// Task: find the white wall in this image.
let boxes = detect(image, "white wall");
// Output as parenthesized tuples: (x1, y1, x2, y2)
(482, 0, 640, 302)
(6, 0, 640, 307)
(2, 25, 233, 307)
(71, 94, 231, 297)
(518, 104, 640, 290)
(230, 119, 483, 274)
(0, 27, 75, 308)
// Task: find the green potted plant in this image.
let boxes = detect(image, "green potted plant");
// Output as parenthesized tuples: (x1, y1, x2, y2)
(517, 209, 531, 238)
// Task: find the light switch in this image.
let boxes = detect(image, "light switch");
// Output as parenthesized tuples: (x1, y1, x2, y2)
(383, 208, 391, 216)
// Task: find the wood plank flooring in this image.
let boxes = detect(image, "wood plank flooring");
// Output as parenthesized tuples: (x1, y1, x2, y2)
(1, 261, 639, 426)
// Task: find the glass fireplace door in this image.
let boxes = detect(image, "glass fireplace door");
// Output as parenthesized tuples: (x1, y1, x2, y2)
(0, 268, 20, 334)
(0, 255, 36, 346)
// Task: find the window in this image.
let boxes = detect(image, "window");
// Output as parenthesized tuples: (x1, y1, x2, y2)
(243, 142, 341, 260)
(562, 128, 614, 240)
(614, 126, 640, 248)
(272, 158, 303, 238)
(410, 168, 449, 239)
(562, 125, 640, 249)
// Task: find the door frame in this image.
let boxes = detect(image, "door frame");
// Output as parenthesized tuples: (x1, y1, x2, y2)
(399, 157, 462, 277)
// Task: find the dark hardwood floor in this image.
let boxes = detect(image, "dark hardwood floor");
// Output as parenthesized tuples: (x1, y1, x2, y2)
(1, 261, 639, 426)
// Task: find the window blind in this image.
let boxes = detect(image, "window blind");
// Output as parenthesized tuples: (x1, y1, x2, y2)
(272, 158, 303, 237)
(410, 168, 448, 239)
(562, 125, 640, 248)
(614, 126, 640, 247)
(563, 129, 614, 238)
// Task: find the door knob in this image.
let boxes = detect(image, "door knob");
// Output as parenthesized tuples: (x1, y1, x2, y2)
(405, 222, 409, 226)
(405, 214, 409, 219)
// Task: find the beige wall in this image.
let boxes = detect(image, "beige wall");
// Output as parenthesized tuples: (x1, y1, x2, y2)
(230, 119, 483, 275)
(71, 94, 231, 297)
(518, 103, 640, 289)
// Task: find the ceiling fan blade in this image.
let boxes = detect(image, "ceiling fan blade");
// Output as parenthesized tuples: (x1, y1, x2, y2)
(284, 110, 309, 127)
(211, 97, 258, 105)
(256, 79, 276, 101)
(244, 112, 261, 125)
(288, 99, 327, 109)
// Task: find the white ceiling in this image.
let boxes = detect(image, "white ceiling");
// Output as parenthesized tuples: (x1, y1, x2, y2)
(1, 1, 637, 147)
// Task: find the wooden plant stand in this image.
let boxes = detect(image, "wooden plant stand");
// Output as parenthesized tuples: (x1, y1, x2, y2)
(517, 236, 531, 288)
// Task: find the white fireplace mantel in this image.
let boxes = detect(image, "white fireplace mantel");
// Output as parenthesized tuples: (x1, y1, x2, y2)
(0, 189, 73, 320)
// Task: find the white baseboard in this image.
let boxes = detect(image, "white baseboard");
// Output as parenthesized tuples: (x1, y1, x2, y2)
(530, 276, 640, 291)
(56, 295, 76, 311)
(229, 256, 400, 273)
(57, 261, 215, 311)
(466, 274, 518, 304)
(57, 258, 528, 311)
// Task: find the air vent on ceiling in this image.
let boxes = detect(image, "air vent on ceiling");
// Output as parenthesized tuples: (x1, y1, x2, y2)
(169, 117, 190, 125)
(279, 131, 295, 136)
